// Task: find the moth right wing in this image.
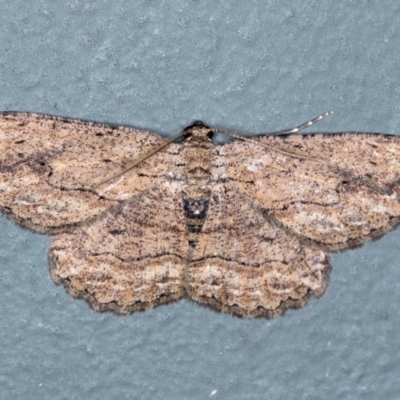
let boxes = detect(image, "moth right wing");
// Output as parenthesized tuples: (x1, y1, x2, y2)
(219, 132, 400, 251)
(0, 112, 182, 233)
(186, 184, 330, 317)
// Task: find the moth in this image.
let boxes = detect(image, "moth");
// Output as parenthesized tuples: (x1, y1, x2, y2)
(1, 111, 399, 317)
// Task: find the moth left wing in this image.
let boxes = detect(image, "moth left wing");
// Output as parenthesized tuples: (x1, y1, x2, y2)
(220, 132, 400, 250)
(0, 112, 182, 232)
(50, 183, 188, 313)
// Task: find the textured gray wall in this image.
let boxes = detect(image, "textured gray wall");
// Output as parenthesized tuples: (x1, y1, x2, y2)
(1, 1, 400, 399)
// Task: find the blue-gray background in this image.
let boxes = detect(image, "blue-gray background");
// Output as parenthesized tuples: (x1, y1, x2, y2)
(1, 1, 400, 399)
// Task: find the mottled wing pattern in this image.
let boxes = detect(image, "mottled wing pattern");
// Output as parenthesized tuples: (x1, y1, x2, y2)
(3, 111, 400, 318)
(187, 184, 330, 317)
(0, 112, 181, 232)
(50, 182, 188, 313)
(220, 133, 400, 250)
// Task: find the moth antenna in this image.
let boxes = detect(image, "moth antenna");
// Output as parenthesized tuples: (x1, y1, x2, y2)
(95, 130, 186, 189)
(212, 130, 327, 163)
(264, 110, 334, 136)
(212, 111, 334, 163)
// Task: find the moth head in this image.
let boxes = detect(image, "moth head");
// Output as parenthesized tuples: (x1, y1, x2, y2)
(183, 120, 214, 140)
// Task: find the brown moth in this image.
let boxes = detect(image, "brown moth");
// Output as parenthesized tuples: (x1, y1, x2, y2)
(1, 111, 400, 317)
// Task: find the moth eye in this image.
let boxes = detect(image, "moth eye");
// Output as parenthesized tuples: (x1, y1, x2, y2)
(207, 131, 214, 139)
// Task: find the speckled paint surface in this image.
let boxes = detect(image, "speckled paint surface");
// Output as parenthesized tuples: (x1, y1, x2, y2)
(0, 1, 400, 399)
